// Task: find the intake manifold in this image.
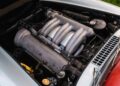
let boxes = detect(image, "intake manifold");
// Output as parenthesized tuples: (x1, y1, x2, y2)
(38, 11, 95, 56)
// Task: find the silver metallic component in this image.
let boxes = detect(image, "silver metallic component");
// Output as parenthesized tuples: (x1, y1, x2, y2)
(90, 19, 107, 30)
(14, 29, 81, 77)
(48, 11, 95, 36)
(53, 23, 70, 44)
(68, 31, 87, 55)
(43, 19, 61, 36)
(74, 44, 84, 56)
(15, 29, 68, 74)
(61, 32, 74, 47)
(53, 24, 73, 44)
(38, 11, 95, 56)
(66, 28, 84, 54)
(40, 18, 57, 34)
(48, 26, 61, 39)
(39, 35, 52, 44)
(57, 71, 66, 79)
(43, 0, 120, 16)
(39, 35, 61, 50)
(15, 29, 81, 76)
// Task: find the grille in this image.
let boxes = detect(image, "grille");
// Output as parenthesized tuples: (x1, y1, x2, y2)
(92, 36, 119, 66)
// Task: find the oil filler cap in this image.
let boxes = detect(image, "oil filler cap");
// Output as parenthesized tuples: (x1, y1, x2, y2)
(42, 79, 50, 86)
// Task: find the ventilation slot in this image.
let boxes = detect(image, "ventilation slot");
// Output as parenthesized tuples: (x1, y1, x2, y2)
(92, 36, 119, 66)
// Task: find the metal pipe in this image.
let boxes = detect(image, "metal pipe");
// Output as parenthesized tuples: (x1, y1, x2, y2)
(54, 24, 73, 44)
(61, 31, 75, 47)
(48, 26, 61, 39)
(65, 28, 84, 55)
(40, 18, 58, 34)
(68, 31, 87, 55)
(48, 11, 94, 36)
(53, 23, 70, 44)
(43, 20, 60, 36)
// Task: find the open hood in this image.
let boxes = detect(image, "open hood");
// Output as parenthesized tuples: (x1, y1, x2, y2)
(1, 0, 120, 17)
(42, 0, 120, 16)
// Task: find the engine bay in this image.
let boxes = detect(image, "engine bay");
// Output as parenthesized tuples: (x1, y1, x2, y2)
(0, 1, 120, 86)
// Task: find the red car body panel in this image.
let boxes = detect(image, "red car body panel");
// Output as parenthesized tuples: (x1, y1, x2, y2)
(105, 53, 120, 86)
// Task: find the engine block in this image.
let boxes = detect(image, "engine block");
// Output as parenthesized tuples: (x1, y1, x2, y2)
(14, 11, 95, 78)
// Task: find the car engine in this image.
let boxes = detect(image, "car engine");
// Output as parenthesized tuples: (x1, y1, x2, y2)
(14, 10, 95, 77)
(0, 1, 120, 86)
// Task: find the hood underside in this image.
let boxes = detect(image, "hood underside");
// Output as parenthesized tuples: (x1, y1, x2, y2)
(1, 0, 120, 17)
(42, 0, 120, 16)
